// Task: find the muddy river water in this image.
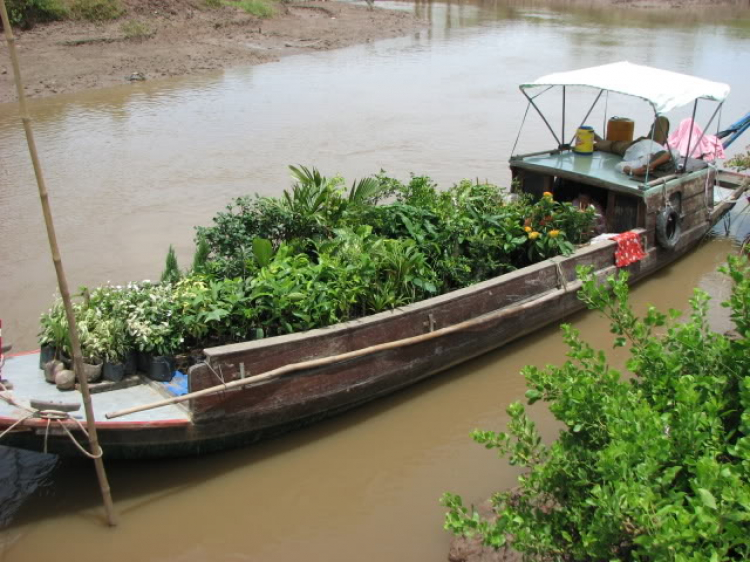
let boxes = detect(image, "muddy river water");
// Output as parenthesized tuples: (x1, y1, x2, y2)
(1, 1, 750, 560)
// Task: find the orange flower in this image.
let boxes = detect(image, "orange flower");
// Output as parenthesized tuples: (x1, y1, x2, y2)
(549, 229, 560, 238)
(524, 226, 532, 233)
(528, 231, 540, 240)
(543, 191, 553, 199)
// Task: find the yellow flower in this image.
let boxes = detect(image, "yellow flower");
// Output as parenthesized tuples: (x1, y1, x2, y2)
(524, 226, 532, 233)
(543, 191, 553, 199)
(549, 229, 560, 238)
(528, 231, 540, 240)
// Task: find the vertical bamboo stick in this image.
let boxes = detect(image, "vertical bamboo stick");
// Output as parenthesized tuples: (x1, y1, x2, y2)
(0, 3, 118, 526)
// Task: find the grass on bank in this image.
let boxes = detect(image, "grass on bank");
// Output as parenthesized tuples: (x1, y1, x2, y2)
(3, 0, 278, 29)
(120, 18, 153, 39)
(3, 0, 124, 27)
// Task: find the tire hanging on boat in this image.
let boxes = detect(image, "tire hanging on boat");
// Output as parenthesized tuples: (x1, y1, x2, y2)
(655, 205, 682, 250)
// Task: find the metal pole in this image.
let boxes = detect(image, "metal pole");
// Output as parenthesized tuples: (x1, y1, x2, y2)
(569, 89, 603, 145)
(683, 100, 699, 173)
(686, 102, 723, 162)
(0, 1, 117, 526)
(521, 88, 561, 147)
(561, 86, 566, 148)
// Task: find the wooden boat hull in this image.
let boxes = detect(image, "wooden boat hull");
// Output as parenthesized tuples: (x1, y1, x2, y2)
(1, 175, 745, 459)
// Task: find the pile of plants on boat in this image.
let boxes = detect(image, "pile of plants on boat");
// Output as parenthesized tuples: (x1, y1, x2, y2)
(38, 166, 596, 387)
(442, 255, 750, 561)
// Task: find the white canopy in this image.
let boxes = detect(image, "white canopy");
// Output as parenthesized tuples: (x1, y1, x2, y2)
(521, 62, 730, 114)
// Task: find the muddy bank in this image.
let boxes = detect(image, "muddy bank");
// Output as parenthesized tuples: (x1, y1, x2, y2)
(2, 0, 748, 104)
(0, 0, 424, 103)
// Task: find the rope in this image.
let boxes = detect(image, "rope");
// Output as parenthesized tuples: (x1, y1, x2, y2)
(0, 411, 34, 440)
(206, 362, 230, 395)
(56, 417, 103, 459)
(0, 383, 103, 458)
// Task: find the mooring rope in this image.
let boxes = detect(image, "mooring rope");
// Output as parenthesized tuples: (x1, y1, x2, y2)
(0, 381, 103, 459)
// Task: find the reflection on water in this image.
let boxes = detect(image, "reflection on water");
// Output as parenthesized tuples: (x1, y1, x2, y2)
(0, 1, 749, 560)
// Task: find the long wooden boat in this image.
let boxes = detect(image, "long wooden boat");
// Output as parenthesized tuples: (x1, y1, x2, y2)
(1, 63, 748, 459)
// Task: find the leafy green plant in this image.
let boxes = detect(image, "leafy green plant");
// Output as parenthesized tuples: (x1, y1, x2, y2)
(40, 168, 598, 361)
(120, 19, 153, 40)
(68, 0, 124, 21)
(442, 256, 750, 561)
(192, 236, 211, 274)
(161, 245, 181, 284)
(222, 0, 275, 18)
(252, 238, 274, 268)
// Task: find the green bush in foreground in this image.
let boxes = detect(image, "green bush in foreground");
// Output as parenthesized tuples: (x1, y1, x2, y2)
(442, 255, 750, 561)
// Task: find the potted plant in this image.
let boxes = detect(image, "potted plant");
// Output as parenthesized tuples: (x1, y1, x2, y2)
(77, 307, 106, 384)
(126, 283, 182, 382)
(38, 301, 72, 379)
(98, 319, 131, 382)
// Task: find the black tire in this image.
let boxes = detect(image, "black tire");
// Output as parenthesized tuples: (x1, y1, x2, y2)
(656, 206, 681, 250)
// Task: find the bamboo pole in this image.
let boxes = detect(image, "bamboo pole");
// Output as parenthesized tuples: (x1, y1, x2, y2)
(0, 4, 117, 526)
(106, 278, 586, 420)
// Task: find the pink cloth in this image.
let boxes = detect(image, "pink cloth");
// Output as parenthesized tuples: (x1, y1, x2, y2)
(668, 118, 725, 162)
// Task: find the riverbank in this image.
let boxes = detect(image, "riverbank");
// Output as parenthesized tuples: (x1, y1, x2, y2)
(3, 0, 748, 105)
(0, 0, 424, 103)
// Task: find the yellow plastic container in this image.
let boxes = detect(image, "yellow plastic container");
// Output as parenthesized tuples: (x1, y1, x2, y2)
(573, 126, 594, 155)
(606, 117, 635, 142)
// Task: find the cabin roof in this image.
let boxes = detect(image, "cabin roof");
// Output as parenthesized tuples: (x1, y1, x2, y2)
(521, 62, 730, 113)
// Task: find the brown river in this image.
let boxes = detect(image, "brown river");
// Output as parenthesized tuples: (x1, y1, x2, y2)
(1, 1, 749, 560)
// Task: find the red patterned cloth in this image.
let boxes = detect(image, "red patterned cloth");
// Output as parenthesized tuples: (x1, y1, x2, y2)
(613, 231, 646, 268)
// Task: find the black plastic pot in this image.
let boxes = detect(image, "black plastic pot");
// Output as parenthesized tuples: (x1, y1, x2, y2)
(140, 353, 175, 382)
(136, 350, 151, 373)
(103, 361, 125, 382)
(39, 344, 57, 369)
(124, 350, 138, 376)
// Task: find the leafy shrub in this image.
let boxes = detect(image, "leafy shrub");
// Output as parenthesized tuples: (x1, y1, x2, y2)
(442, 256, 750, 561)
(161, 245, 181, 284)
(69, 0, 124, 21)
(222, 0, 275, 18)
(41, 168, 596, 360)
(3, 0, 67, 29)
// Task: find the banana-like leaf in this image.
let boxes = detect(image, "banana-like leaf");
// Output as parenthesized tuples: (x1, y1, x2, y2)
(348, 177, 383, 204)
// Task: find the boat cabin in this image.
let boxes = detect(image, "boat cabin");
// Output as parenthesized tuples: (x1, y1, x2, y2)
(509, 62, 730, 246)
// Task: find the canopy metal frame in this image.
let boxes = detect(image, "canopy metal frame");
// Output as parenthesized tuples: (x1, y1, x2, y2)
(512, 84, 725, 187)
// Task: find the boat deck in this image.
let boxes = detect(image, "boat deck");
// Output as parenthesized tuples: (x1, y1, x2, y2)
(514, 150, 644, 191)
(0, 353, 191, 424)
